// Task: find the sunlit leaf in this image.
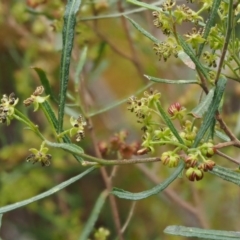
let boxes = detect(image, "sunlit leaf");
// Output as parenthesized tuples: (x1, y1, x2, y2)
(145, 75, 198, 84)
(189, 88, 215, 118)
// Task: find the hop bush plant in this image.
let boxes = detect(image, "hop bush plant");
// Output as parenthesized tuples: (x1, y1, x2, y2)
(1, 0, 240, 239)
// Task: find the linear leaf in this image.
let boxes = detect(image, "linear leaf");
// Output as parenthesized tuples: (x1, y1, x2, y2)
(155, 102, 185, 144)
(164, 225, 240, 239)
(74, 45, 88, 88)
(46, 140, 84, 156)
(41, 102, 84, 162)
(127, 0, 161, 11)
(58, 0, 82, 133)
(189, 88, 215, 118)
(88, 82, 154, 117)
(197, 0, 221, 57)
(178, 35, 209, 80)
(145, 75, 198, 84)
(210, 165, 240, 186)
(32, 67, 58, 103)
(79, 191, 108, 240)
(0, 167, 95, 214)
(215, 130, 231, 142)
(125, 16, 159, 43)
(192, 76, 227, 147)
(111, 161, 184, 200)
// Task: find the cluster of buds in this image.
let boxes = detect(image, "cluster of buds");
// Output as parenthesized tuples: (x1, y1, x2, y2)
(0, 93, 18, 125)
(98, 131, 140, 159)
(26, 143, 52, 167)
(23, 86, 49, 111)
(184, 142, 216, 181)
(70, 115, 86, 142)
(161, 151, 180, 168)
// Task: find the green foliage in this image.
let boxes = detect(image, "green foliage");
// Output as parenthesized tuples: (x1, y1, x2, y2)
(2, 0, 240, 239)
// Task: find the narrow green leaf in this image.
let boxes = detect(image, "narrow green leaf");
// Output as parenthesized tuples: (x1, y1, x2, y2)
(178, 35, 209, 80)
(32, 67, 58, 103)
(125, 16, 159, 43)
(46, 140, 84, 156)
(127, 0, 161, 11)
(197, 0, 222, 57)
(155, 102, 185, 144)
(164, 225, 240, 239)
(88, 82, 154, 117)
(41, 102, 84, 163)
(192, 76, 227, 147)
(79, 191, 108, 240)
(189, 88, 215, 118)
(145, 75, 198, 84)
(0, 167, 95, 214)
(210, 165, 240, 186)
(74, 45, 88, 88)
(111, 161, 184, 200)
(58, 0, 82, 133)
(215, 130, 231, 142)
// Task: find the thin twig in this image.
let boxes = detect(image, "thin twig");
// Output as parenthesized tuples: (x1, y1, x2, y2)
(216, 150, 240, 165)
(117, 0, 146, 82)
(121, 201, 136, 234)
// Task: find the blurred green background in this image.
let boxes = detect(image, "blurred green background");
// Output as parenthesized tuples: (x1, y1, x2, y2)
(1, 0, 240, 239)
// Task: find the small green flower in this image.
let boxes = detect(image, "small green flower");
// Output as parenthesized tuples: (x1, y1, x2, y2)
(0, 93, 19, 125)
(174, 5, 203, 24)
(184, 27, 205, 49)
(70, 115, 86, 142)
(152, 11, 172, 35)
(23, 86, 49, 111)
(26, 143, 52, 166)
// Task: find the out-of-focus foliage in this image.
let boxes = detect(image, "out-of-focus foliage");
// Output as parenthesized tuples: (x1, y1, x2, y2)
(1, 0, 240, 240)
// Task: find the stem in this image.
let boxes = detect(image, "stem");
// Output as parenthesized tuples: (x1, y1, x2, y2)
(13, 109, 45, 140)
(215, 0, 234, 84)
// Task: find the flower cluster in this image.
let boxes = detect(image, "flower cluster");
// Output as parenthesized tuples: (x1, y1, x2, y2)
(153, 37, 181, 61)
(70, 115, 87, 142)
(127, 89, 161, 126)
(26, 143, 52, 167)
(23, 86, 49, 111)
(98, 131, 140, 159)
(0, 93, 19, 125)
